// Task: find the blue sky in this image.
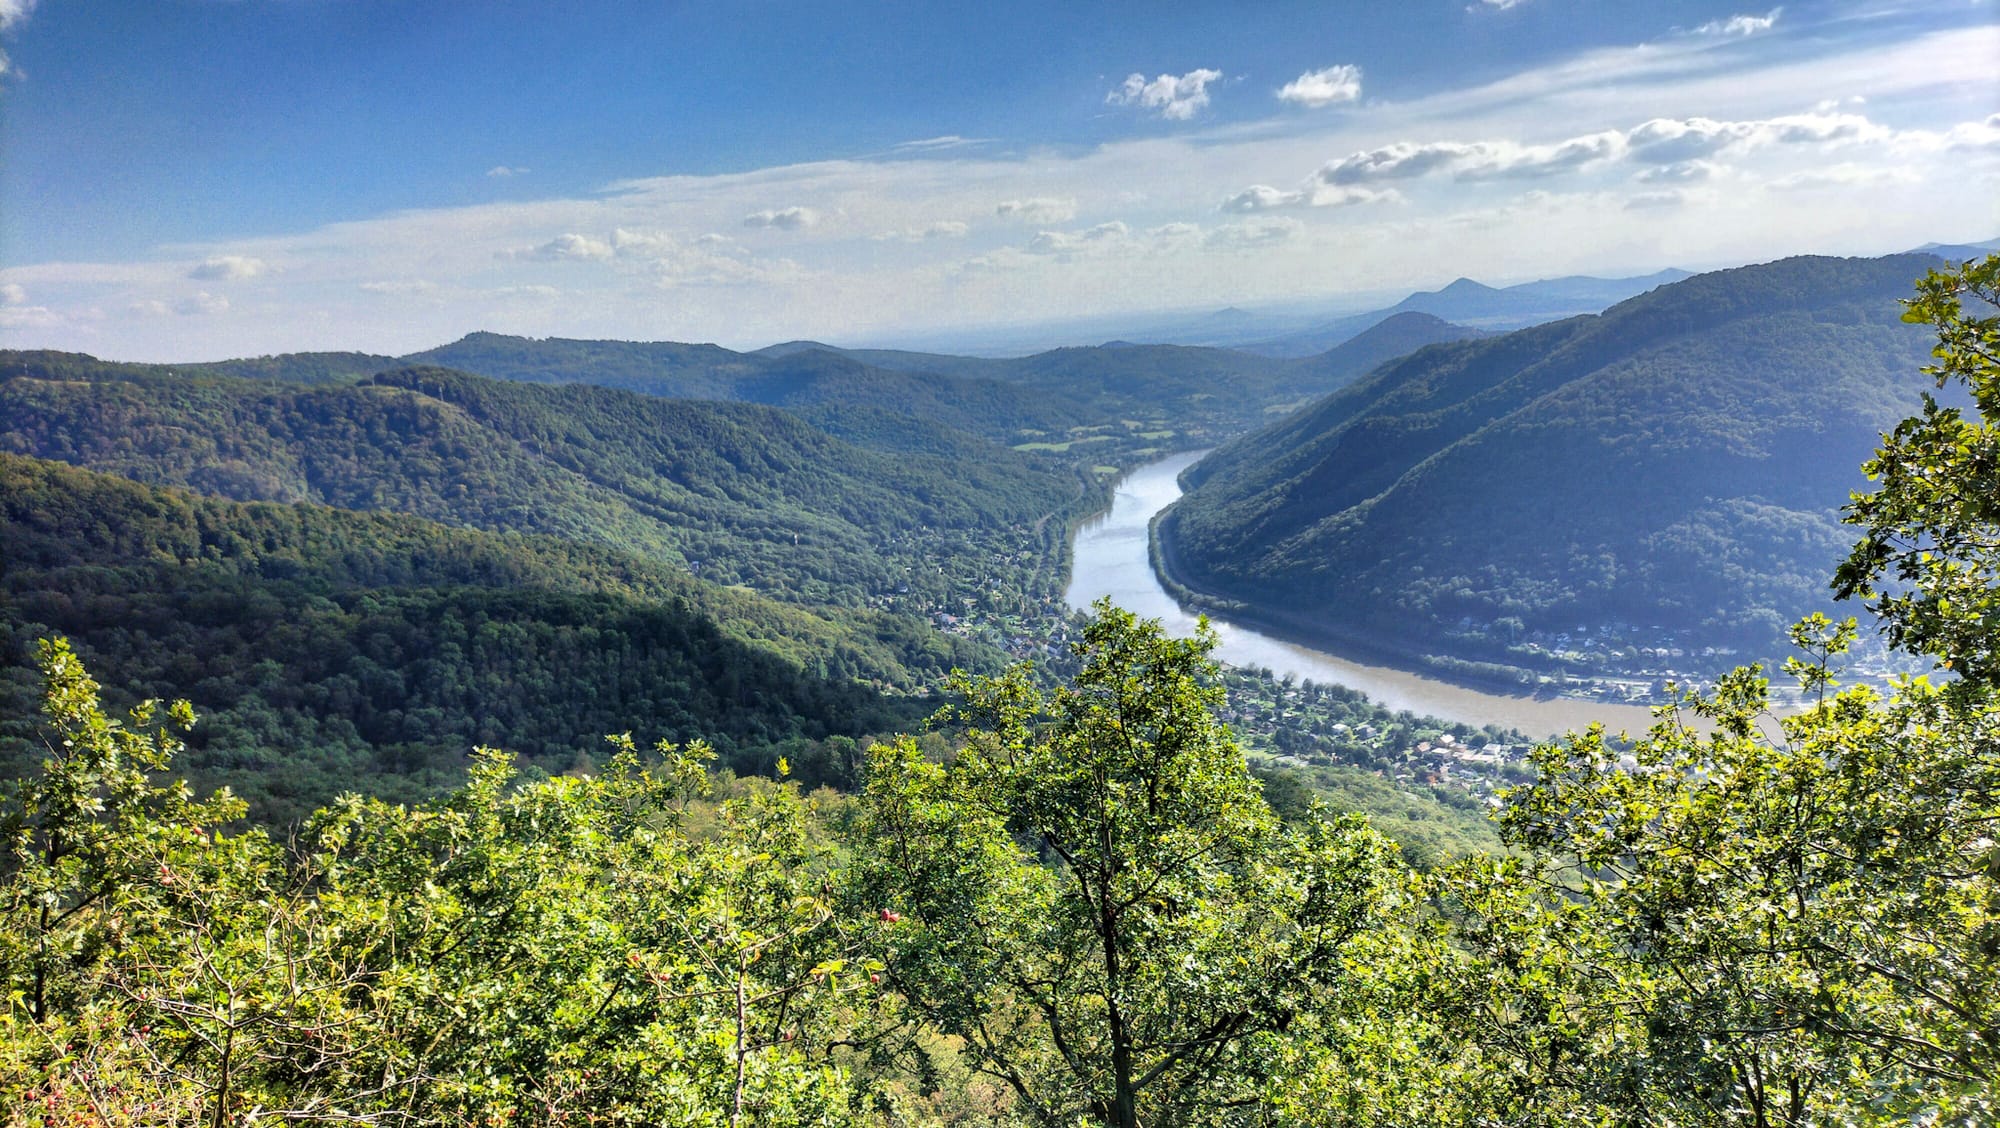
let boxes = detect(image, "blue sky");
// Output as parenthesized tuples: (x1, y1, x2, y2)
(1, 0, 1995, 359)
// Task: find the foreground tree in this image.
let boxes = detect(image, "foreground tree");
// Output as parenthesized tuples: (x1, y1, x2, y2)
(1, 640, 881, 1126)
(1436, 255, 2000, 1127)
(854, 601, 1415, 1128)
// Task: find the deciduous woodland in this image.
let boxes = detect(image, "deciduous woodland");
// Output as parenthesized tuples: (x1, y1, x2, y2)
(1, 257, 1996, 1125)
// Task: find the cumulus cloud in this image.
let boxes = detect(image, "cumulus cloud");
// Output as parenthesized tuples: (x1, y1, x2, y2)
(1027, 221, 1131, 255)
(742, 206, 819, 230)
(530, 233, 615, 260)
(1943, 113, 2000, 150)
(1222, 185, 1306, 212)
(1206, 217, 1304, 249)
(1317, 141, 1486, 185)
(1106, 69, 1223, 121)
(1637, 160, 1721, 184)
(996, 197, 1077, 223)
(0, 282, 24, 306)
(1309, 184, 1401, 208)
(486, 165, 530, 178)
(1696, 8, 1781, 36)
(1315, 111, 1889, 192)
(189, 255, 268, 281)
(175, 292, 230, 316)
(1458, 131, 1627, 179)
(1277, 65, 1362, 108)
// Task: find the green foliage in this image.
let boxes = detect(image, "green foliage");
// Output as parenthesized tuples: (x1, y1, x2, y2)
(853, 602, 1418, 1128)
(1, 642, 882, 1126)
(1423, 256, 2000, 1127)
(1438, 620, 1999, 1125)
(1837, 254, 2000, 686)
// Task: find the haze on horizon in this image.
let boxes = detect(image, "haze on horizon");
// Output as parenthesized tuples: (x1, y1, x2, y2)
(1, 0, 1995, 362)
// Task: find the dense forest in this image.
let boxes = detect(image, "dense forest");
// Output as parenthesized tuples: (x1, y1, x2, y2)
(0, 357, 1084, 613)
(0, 455, 991, 822)
(1164, 254, 1944, 684)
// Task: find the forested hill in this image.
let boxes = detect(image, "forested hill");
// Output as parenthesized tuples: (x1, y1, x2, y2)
(410, 328, 1463, 444)
(0, 454, 969, 821)
(0, 357, 1082, 611)
(1164, 253, 1943, 680)
(408, 332, 1094, 445)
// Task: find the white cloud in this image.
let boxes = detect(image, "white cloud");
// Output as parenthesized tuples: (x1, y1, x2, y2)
(1028, 221, 1131, 255)
(1277, 65, 1363, 109)
(0, 0, 35, 32)
(1205, 217, 1304, 249)
(996, 197, 1077, 223)
(486, 165, 531, 178)
(0, 282, 24, 306)
(1107, 69, 1224, 121)
(892, 136, 982, 152)
(175, 292, 230, 316)
(1317, 112, 1890, 191)
(1696, 8, 1782, 37)
(188, 255, 269, 281)
(742, 206, 820, 230)
(1317, 141, 1486, 185)
(128, 299, 172, 318)
(529, 233, 615, 260)
(1457, 131, 1627, 179)
(1474, 0, 1527, 9)
(1309, 184, 1401, 208)
(1221, 185, 1306, 212)
(1637, 160, 1722, 184)
(490, 284, 562, 300)
(1943, 113, 2000, 151)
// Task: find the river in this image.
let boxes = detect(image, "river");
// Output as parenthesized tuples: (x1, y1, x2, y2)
(1063, 452, 1662, 737)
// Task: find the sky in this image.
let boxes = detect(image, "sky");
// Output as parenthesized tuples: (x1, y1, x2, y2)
(0, 0, 1995, 361)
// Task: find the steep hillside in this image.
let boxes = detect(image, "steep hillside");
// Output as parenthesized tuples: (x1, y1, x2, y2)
(0, 357, 1082, 612)
(1165, 254, 1942, 682)
(0, 456, 970, 820)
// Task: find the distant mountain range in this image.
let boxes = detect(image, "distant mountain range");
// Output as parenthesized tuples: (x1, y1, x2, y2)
(1161, 252, 1950, 685)
(1233, 269, 1693, 358)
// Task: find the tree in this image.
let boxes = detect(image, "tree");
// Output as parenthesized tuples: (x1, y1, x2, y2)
(853, 601, 1411, 1128)
(1434, 256, 2000, 1127)
(1837, 253, 2000, 687)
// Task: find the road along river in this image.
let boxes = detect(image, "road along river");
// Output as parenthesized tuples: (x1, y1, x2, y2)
(1064, 451, 1663, 738)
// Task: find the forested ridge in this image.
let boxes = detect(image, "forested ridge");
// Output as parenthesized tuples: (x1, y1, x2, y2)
(0, 455, 984, 822)
(1165, 254, 1945, 682)
(0, 357, 1082, 612)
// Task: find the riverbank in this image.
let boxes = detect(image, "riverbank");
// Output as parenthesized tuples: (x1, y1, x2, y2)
(1066, 453, 1663, 737)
